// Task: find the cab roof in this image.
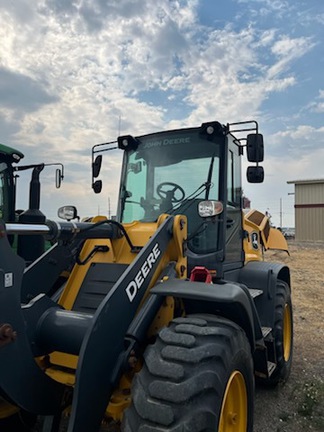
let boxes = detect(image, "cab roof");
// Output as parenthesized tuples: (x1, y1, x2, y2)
(0, 143, 24, 163)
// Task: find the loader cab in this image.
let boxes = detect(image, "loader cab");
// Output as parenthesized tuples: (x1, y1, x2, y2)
(115, 121, 264, 277)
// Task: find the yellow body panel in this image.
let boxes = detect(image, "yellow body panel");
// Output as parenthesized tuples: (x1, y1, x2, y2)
(44, 214, 187, 421)
(243, 209, 288, 263)
(267, 227, 289, 253)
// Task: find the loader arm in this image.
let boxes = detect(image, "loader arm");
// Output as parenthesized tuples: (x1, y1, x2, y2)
(0, 215, 185, 431)
(0, 221, 66, 414)
(68, 215, 175, 432)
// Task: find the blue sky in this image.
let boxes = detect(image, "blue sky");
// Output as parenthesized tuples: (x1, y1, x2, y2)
(1, 0, 323, 227)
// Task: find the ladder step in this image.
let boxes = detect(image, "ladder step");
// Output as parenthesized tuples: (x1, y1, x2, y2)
(267, 361, 276, 376)
(262, 326, 272, 338)
(248, 288, 263, 298)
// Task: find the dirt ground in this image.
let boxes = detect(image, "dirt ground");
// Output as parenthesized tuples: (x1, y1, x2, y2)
(254, 241, 324, 432)
(35, 240, 324, 432)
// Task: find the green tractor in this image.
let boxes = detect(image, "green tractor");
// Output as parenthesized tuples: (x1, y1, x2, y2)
(0, 142, 64, 263)
(0, 121, 292, 431)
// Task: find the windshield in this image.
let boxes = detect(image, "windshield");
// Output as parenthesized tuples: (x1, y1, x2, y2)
(119, 128, 224, 254)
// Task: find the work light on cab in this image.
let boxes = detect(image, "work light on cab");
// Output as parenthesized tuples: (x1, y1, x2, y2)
(117, 135, 139, 151)
(198, 200, 224, 217)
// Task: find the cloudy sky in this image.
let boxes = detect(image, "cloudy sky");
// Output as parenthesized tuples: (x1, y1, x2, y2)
(1, 0, 323, 227)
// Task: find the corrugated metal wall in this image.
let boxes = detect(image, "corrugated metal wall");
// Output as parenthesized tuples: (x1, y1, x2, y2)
(295, 182, 324, 241)
(295, 183, 324, 205)
(295, 207, 324, 241)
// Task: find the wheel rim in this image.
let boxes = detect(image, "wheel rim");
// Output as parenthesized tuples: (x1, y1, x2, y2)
(283, 303, 292, 362)
(219, 370, 247, 432)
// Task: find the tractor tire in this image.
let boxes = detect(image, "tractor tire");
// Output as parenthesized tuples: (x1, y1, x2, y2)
(264, 280, 293, 386)
(0, 410, 37, 432)
(122, 314, 254, 432)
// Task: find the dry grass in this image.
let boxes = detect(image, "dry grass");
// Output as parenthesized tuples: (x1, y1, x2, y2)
(254, 241, 324, 432)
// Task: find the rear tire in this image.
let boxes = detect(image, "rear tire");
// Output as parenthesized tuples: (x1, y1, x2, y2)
(265, 280, 293, 386)
(122, 315, 254, 431)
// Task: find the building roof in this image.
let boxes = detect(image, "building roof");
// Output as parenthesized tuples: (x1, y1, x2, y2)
(287, 179, 324, 185)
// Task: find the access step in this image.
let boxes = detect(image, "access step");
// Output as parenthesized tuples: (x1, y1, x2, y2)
(267, 361, 276, 376)
(248, 288, 263, 298)
(261, 326, 272, 338)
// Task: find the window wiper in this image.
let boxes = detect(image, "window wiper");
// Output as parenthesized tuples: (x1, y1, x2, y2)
(167, 182, 208, 215)
(205, 155, 215, 200)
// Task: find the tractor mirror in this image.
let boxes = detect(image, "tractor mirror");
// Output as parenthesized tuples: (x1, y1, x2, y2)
(247, 166, 264, 183)
(58, 205, 79, 221)
(92, 180, 102, 194)
(55, 168, 63, 188)
(247, 134, 264, 162)
(93, 155, 102, 178)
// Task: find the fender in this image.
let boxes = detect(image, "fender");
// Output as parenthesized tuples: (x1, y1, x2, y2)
(151, 278, 262, 350)
(238, 260, 291, 328)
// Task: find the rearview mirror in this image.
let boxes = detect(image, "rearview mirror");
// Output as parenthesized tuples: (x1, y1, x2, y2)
(92, 180, 102, 194)
(247, 166, 264, 183)
(247, 133, 264, 162)
(92, 155, 102, 178)
(55, 168, 63, 188)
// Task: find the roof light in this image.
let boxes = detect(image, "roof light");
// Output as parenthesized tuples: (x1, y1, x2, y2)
(117, 135, 139, 151)
(199, 121, 225, 138)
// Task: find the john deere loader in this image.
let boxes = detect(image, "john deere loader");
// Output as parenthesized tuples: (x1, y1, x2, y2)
(0, 120, 292, 431)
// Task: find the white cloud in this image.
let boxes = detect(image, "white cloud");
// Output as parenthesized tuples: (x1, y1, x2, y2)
(0, 0, 322, 221)
(267, 36, 315, 78)
(271, 124, 324, 147)
(307, 89, 324, 113)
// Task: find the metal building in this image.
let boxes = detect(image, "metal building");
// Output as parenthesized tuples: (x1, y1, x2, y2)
(287, 179, 324, 241)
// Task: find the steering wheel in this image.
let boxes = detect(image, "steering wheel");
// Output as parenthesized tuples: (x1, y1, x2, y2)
(156, 182, 185, 203)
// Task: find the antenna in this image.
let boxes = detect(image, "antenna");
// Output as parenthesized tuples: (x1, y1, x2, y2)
(118, 115, 121, 136)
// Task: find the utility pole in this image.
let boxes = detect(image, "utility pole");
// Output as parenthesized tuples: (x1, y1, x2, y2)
(280, 198, 282, 228)
(108, 197, 111, 219)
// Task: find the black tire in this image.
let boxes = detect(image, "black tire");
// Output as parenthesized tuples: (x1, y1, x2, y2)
(122, 315, 254, 431)
(264, 280, 293, 386)
(0, 410, 37, 432)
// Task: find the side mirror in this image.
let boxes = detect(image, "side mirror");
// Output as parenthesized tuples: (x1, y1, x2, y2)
(247, 166, 264, 183)
(58, 205, 79, 221)
(92, 180, 102, 194)
(55, 168, 63, 188)
(92, 155, 102, 178)
(247, 133, 264, 162)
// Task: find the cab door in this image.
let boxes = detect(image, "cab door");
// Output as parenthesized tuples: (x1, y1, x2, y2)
(224, 137, 244, 269)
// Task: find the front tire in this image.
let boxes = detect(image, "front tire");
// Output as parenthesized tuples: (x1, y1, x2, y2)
(123, 315, 254, 431)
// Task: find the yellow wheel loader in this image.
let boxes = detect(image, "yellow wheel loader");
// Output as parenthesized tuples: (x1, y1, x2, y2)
(0, 120, 292, 431)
